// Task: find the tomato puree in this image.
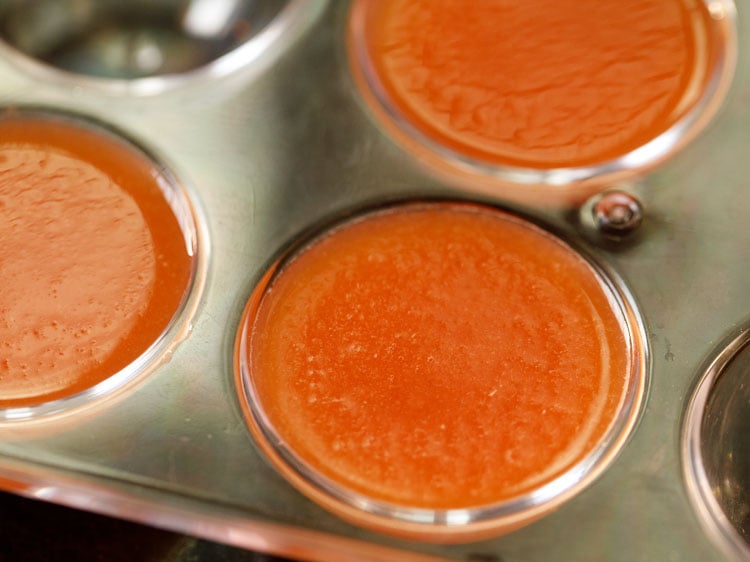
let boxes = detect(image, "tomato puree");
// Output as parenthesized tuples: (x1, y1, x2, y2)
(247, 204, 630, 509)
(0, 116, 192, 407)
(360, 0, 714, 168)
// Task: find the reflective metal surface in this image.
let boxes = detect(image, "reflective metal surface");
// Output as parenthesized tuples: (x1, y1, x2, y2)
(684, 328, 750, 562)
(0, 0, 323, 94)
(590, 190, 645, 239)
(0, 2, 746, 561)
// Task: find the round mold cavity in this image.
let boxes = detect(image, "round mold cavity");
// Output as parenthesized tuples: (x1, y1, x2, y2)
(683, 328, 750, 561)
(0, 108, 207, 422)
(0, 0, 324, 94)
(234, 200, 648, 542)
(347, 0, 737, 205)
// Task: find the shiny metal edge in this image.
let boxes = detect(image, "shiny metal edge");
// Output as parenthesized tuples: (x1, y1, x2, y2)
(0, 455, 453, 562)
(682, 327, 750, 562)
(0, 0, 742, 559)
(0, 0, 328, 96)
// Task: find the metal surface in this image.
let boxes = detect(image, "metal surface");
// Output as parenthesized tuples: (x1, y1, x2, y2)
(591, 191, 645, 239)
(0, 2, 747, 561)
(684, 328, 750, 562)
(0, 0, 316, 95)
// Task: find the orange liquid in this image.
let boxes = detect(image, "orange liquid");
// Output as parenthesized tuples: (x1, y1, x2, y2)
(0, 116, 192, 407)
(248, 204, 629, 509)
(363, 0, 713, 168)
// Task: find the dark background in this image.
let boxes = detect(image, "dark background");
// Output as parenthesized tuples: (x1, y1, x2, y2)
(0, 492, 296, 562)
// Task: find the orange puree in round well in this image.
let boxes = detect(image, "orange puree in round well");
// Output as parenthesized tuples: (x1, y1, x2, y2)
(247, 204, 630, 509)
(0, 116, 192, 407)
(361, 0, 713, 168)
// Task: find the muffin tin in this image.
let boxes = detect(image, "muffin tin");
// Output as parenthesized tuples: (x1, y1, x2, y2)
(0, 1, 747, 561)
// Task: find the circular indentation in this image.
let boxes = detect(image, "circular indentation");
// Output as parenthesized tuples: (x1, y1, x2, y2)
(683, 329, 750, 561)
(0, 109, 206, 421)
(235, 202, 647, 542)
(592, 191, 645, 238)
(348, 0, 737, 197)
(0, 0, 323, 94)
